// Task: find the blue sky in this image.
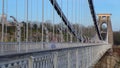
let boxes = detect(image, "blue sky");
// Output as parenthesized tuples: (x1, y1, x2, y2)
(94, 0, 120, 31)
(0, 0, 120, 31)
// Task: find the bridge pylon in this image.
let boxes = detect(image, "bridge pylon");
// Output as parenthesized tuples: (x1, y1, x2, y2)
(97, 14, 113, 45)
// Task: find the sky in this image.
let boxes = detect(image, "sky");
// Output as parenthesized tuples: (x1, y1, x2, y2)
(0, 0, 120, 31)
(94, 0, 120, 31)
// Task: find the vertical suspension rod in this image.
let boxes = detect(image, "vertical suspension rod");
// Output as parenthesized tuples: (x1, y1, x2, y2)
(16, 0, 17, 19)
(42, 0, 44, 44)
(25, 0, 28, 52)
(66, 0, 68, 42)
(88, 0, 102, 40)
(5, 0, 8, 42)
(26, 0, 28, 42)
(52, 0, 55, 41)
(1, 0, 4, 42)
(30, 0, 32, 42)
(15, 0, 17, 42)
(36, 0, 38, 42)
(60, 0, 63, 42)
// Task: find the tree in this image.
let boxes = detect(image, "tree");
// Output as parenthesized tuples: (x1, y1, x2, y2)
(113, 31, 120, 45)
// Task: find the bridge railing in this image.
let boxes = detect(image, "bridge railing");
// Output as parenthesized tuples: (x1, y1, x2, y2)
(0, 58, 28, 68)
(0, 43, 111, 68)
(0, 41, 106, 56)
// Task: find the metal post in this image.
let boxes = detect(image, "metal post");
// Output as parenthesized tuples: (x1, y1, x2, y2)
(53, 52, 58, 68)
(45, 27, 49, 43)
(67, 51, 70, 68)
(61, 32, 63, 42)
(28, 56, 34, 68)
(86, 47, 89, 68)
(58, 28, 63, 42)
(76, 49, 79, 68)
(68, 32, 72, 43)
(17, 24, 21, 52)
(82, 48, 85, 68)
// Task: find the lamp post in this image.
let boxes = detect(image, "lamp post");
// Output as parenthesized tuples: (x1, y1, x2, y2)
(58, 28, 63, 42)
(43, 25, 49, 43)
(68, 32, 72, 43)
(10, 16, 21, 52)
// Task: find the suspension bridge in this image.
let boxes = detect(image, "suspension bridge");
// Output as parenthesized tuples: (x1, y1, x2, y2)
(0, 0, 113, 68)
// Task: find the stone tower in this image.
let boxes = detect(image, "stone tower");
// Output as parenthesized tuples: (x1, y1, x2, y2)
(97, 14, 113, 45)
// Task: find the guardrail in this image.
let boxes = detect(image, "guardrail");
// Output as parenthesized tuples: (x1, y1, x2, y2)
(0, 43, 111, 68)
(0, 42, 107, 56)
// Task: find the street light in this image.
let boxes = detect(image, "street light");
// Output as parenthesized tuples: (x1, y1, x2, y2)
(68, 32, 73, 43)
(10, 16, 21, 52)
(43, 25, 49, 43)
(58, 28, 63, 42)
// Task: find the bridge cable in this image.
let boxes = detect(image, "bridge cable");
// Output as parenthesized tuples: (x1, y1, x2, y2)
(23, 0, 26, 41)
(36, 0, 38, 43)
(76, 0, 78, 42)
(16, 0, 17, 20)
(74, 0, 78, 42)
(49, 0, 82, 42)
(78, 0, 81, 42)
(26, 0, 29, 51)
(60, 0, 63, 42)
(26, 0, 28, 42)
(16, 0, 17, 42)
(52, 0, 55, 42)
(78, 0, 82, 42)
(54, 1, 57, 42)
(1, 0, 5, 42)
(46, 0, 49, 42)
(88, 0, 102, 40)
(42, 0, 44, 46)
(75, 1, 78, 42)
(72, 0, 74, 42)
(1, 0, 4, 53)
(5, 0, 8, 42)
(73, 0, 75, 42)
(30, 0, 33, 42)
(66, 0, 68, 42)
(79, 0, 83, 43)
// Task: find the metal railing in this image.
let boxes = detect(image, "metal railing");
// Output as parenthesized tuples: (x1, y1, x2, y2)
(0, 59, 28, 68)
(0, 41, 106, 56)
(0, 43, 111, 68)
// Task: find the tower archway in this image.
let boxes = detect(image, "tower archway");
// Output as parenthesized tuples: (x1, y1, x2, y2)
(97, 14, 113, 45)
